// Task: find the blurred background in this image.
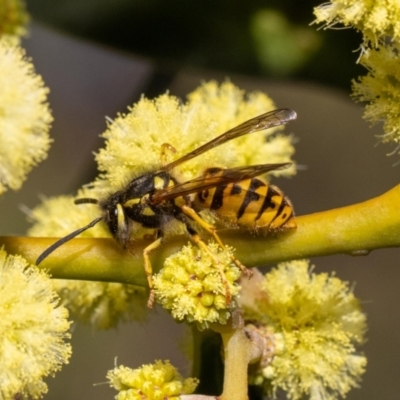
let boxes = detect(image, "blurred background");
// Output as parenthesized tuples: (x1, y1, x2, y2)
(1, 1, 399, 399)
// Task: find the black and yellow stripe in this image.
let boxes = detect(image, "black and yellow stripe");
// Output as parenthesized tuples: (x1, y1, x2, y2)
(196, 169, 295, 230)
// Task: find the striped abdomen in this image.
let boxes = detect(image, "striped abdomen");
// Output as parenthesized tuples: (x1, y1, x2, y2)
(194, 168, 296, 230)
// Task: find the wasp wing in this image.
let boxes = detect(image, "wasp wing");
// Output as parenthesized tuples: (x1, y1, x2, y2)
(163, 108, 297, 171)
(151, 163, 291, 204)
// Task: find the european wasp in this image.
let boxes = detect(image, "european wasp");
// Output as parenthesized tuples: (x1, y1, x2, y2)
(36, 108, 297, 306)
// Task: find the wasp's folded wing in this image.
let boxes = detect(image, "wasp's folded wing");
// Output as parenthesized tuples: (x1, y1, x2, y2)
(151, 163, 291, 203)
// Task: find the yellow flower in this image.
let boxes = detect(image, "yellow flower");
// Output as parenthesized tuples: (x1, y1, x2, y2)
(107, 360, 198, 400)
(0, 0, 29, 42)
(314, 0, 400, 44)
(96, 81, 295, 190)
(242, 260, 367, 400)
(28, 190, 148, 329)
(0, 248, 71, 399)
(0, 39, 52, 195)
(352, 42, 400, 145)
(153, 241, 241, 330)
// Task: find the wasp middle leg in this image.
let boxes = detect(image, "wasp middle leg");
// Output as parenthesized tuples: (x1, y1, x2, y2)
(184, 224, 234, 304)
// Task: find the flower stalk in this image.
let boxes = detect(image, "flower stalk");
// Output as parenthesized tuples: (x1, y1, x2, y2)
(219, 328, 252, 400)
(207, 310, 260, 400)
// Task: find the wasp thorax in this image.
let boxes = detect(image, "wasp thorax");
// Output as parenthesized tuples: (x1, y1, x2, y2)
(122, 171, 171, 201)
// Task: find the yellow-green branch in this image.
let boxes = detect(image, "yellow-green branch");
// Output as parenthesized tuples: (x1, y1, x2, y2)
(1, 184, 400, 286)
(220, 327, 252, 400)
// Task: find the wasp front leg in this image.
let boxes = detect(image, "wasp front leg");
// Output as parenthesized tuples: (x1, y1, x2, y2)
(181, 204, 253, 278)
(143, 236, 163, 308)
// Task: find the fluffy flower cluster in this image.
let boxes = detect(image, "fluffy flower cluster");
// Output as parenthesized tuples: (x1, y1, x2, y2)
(28, 191, 147, 329)
(96, 80, 295, 190)
(0, 249, 71, 399)
(0, 39, 52, 195)
(107, 360, 198, 400)
(242, 261, 367, 400)
(352, 42, 400, 145)
(153, 242, 241, 330)
(314, 0, 400, 44)
(314, 1, 400, 147)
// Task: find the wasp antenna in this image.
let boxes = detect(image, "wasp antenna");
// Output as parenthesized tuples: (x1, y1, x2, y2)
(74, 198, 99, 205)
(36, 216, 104, 265)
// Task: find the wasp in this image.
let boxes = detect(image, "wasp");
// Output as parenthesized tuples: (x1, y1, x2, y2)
(36, 108, 297, 307)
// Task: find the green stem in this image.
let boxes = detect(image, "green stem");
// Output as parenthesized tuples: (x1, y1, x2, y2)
(1, 184, 400, 285)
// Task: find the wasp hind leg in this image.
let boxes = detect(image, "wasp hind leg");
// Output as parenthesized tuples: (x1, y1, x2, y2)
(185, 224, 233, 304)
(181, 205, 253, 278)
